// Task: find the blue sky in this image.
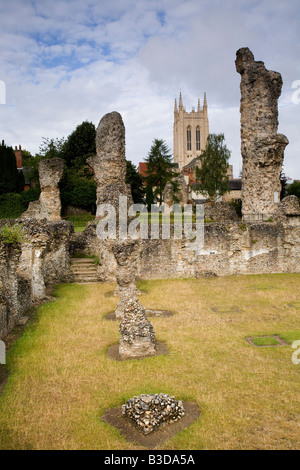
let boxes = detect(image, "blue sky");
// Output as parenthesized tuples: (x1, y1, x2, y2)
(0, 0, 299, 178)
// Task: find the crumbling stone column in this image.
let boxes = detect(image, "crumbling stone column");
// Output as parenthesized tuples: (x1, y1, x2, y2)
(119, 297, 156, 359)
(22, 158, 65, 221)
(235, 47, 289, 222)
(112, 240, 140, 296)
(87, 111, 133, 215)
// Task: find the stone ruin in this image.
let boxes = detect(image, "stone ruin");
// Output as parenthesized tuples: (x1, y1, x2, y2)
(163, 174, 189, 214)
(118, 296, 156, 359)
(112, 240, 140, 297)
(122, 393, 185, 434)
(22, 158, 65, 221)
(87, 111, 133, 215)
(236, 47, 289, 222)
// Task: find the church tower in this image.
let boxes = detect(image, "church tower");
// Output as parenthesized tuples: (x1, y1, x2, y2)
(173, 92, 209, 170)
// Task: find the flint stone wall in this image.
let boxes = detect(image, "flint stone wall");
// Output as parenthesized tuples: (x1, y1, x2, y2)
(236, 48, 289, 222)
(0, 219, 73, 339)
(22, 158, 65, 221)
(76, 220, 300, 280)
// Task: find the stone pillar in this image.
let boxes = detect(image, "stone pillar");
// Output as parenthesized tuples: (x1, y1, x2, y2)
(22, 158, 65, 221)
(112, 240, 140, 296)
(119, 297, 156, 359)
(235, 47, 289, 222)
(87, 111, 133, 215)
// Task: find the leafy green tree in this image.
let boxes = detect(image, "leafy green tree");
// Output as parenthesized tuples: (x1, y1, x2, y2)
(144, 138, 179, 205)
(60, 169, 96, 213)
(0, 141, 24, 195)
(61, 121, 96, 169)
(145, 184, 154, 211)
(195, 133, 230, 202)
(287, 180, 300, 200)
(38, 137, 66, 160)
(126, 160, 145, 204)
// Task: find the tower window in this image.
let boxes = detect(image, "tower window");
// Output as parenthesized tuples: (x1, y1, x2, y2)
(187, 127, 191, 151)
(196, 127, 201, 151)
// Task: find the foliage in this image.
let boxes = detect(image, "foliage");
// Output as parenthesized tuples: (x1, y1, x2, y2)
(60, 169, 96, 213)
(61, 121, 96, 169)
(144, 138, 179, 205)
(126, 160, 145, 204)
(0, 188, 41, 219)
(20, 187, 41, 210)
(287, 180, 300, 200)
(230, 199, 242, 218)
(22, 153, 45, 184)
(195, 133, 230, 202)
(38, 137, 66, 160)
(0, 193, 23, 218)
(0, 223, 26, 245)
(145, 184, 154, 210)
(0, 141, 25, 195)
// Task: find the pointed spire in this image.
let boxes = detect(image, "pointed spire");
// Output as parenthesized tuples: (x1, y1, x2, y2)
(174, 98, 178, 114)
(179, 92, 183, 110)
(203, 92, 207, 108)
(197, 98, 201, 112)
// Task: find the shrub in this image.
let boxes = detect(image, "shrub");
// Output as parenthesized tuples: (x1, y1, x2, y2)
(0, 223, 26, 245)
(0, 193, 23, 219)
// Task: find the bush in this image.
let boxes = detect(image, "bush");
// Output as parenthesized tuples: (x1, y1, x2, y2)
(0, 223, 26, 245)
(0, 193, 23, 219)
(60, 170, 96, 213)
(20, 187, 41, 210)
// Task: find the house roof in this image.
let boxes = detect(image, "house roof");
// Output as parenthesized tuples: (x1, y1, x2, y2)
(229, 179, 242, 190)
(183, 157, 200, 171)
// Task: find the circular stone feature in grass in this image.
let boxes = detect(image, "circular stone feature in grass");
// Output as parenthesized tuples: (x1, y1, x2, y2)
(104, 309, 174, 321)
(101, 400, 201, 449)
(245, 335, 289, 347)
(106, 342, 169, 361)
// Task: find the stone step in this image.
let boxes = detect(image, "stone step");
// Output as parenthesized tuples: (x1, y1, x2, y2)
(70, 258, 96, 264)
(72, 277, 99, 283)
(71, 270, 98, 276)
(70, 258, 99, 283)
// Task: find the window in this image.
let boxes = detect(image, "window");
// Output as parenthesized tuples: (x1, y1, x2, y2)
(196, 127, 201, 151)
(187, 127, 191, 151)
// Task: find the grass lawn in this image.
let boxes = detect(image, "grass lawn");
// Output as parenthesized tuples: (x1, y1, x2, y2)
(0, 273, 299, 450)
(63, 214, 95, 232)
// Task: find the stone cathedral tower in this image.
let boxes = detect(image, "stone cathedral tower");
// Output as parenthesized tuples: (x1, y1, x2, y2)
(173, 92, 209, 170)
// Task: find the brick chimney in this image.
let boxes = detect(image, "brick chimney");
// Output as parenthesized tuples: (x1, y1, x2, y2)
(14, 145, 23, 169)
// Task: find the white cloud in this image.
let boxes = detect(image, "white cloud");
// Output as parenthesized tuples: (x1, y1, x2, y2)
(0, 0, 299, 179)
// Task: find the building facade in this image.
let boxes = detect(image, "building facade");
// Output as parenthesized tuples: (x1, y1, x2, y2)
(173, 92, 209, 170)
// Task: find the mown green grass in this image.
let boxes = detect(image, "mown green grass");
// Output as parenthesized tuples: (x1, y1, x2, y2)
(63, 214, 95, 232)
(0, 274, 299, 450)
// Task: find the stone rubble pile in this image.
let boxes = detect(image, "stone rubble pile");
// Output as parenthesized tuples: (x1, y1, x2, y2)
(122, 393, 185, 434)
(119, 297, 156, 358)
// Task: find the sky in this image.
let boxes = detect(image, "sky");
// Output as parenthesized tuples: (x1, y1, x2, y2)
(0, 0, 299, 179)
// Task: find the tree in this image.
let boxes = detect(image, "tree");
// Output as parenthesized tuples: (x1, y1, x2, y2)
(145, 184, 154, 211)
(38, 137, 66, 160)
(144, 138, 179, 205)
(126, 160, 145, 204)
(195, 133, 230, 202)
(61, 121, 96, 169)
(59, 169, 96, 213)
(287, 180, 300, 201)
(0, 141, 24, 195)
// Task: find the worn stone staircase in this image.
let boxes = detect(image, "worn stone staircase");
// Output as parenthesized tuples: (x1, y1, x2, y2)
(70, 258, 99, 283)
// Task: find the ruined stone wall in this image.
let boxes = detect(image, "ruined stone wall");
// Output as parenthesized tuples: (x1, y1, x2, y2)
(73, 220, 300, 280)
(0, 219, 73, 339)
(0, 242, 31, 339)
(235, 48, 289, 222)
